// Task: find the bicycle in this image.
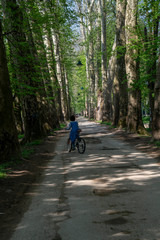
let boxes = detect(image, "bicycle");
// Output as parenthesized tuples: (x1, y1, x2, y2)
(67, 136, 86, 154)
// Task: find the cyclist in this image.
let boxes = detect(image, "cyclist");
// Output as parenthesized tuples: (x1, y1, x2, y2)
(66, 115, 81, 150)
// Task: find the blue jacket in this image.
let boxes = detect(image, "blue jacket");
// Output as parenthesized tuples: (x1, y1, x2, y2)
(67, 121, 80, 143)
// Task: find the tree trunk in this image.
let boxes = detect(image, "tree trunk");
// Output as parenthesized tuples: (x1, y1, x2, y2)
(46, 30, 64, 122)
(105, 38, 117, 121)
(52, 30, 69, 121)
(88, 40, 95, 119)
(152, 53, 160, 140)
(97, 0, 108, 121)
(0, 19, 21, 162)
(116, 0, 128, 128)
(94, 7, 101, 98)
(23, 5, 59, 131)
(100, 0, 107, 90)
(112, 69, 120, 126)
(87, 0, 96, 119)
(125, 0, 145, 133)
(13, 96, 24, 134)
(96, 90, 104, 121)
(64, 69, 71, 118)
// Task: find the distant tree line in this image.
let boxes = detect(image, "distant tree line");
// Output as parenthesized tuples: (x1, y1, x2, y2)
(74, 0, 160, 139)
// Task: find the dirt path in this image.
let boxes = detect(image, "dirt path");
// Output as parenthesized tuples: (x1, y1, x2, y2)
(1, 117, 160, 240)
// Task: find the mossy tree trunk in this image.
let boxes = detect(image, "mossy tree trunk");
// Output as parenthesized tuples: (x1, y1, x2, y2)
(152, 54, 160, 140)
(2, 0, 46, 142)
(125, 0, 145, 133)
(0, 19, 21, 162)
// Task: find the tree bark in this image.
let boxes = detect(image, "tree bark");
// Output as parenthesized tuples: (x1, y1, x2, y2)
(100, 0, 107, 90)
(98, 0, 108, 121)
(0, 19, 21, 162)
(112, 68, 120, 126)
(87, 0, 96, 119)
(125, 0, 145, 133)
(94, 5, 101, 99)
(152, 53, 160, 140)
(52, 30, 69, 121)
(116, 0, 128, 128)
(45, 29, 64, 122)
(13, 96, 24, 134)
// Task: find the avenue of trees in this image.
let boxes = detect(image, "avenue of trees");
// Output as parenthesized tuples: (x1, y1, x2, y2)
(0, 0, 159, 162)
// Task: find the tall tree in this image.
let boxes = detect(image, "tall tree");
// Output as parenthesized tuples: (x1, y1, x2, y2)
(43, 0, 74, 120)
(116, 0, 128, 128)
(125, 0, 145, 133)
(145, 0, 159, 128)
(0, 18, 21, 161)
(52, 29, 69, 120)
(86, 0, 96, 119)
(45, 28, 64, 122)
(22, 0, 60, 131)
(96, 0, 108, 121)
(76, 0, 89, 117)
(76, 0, 96, 118)
(2, 0, 46, 141)
(152, 53, 160, 140)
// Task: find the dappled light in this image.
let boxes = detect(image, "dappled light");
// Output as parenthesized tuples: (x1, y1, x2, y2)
(8, 118, 160, 240)
(0, 0, 159, 238)
(9, 170, 32, 177)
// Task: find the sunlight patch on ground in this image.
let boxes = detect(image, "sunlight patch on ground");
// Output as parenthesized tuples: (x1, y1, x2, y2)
(66, 179, 97, 187)
(25, 192, 42, 196)
(88, 154, 110, 160)
(127, 152, 152, 159)
(106, 169, 160, 186)
(127, 171, 160, 180)
(16, 225, 27, 230)
(70, 161, 86, 166)
(43, 198, 58, 202)
(9, 170, 32, 177)
(112, 231, 131, 237)
(41, 183, 56, 187)
(141, 163, 159, 168)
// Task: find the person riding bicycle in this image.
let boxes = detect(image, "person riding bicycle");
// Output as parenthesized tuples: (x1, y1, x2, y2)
(66, 115, 81, 150)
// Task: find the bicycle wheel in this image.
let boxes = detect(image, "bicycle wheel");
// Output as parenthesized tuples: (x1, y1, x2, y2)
(77, 138, 86, 154)
(67, 142, 72, 152)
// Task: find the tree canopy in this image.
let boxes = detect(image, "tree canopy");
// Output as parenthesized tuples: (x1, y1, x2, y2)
(0, 0, 159, 162)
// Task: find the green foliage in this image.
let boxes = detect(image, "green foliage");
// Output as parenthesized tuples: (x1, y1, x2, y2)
(146, 128, 152, 133)
(96, 120, 102, 123)
(101, 121, 112, 126)
(142, 116, 150, 124)
(100, 121, 116, 129)
(18, 134, 24, 139)
(0, 172, 7, 178)
(21, 139, 43, 159)
(60, 123, 66, 128)
(155, 141, 160, 148)
(25, 140, 43, 146)
(122, 0, 160, 119)
(0, 159, 22, 179)
(22, 148, 34, 159)
(51, 123, 67, 132)
(1, 0, 159, 147)
(70, 54, 87, 113)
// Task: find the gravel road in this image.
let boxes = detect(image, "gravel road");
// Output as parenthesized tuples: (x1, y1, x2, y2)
(10, 117, 160, 240)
